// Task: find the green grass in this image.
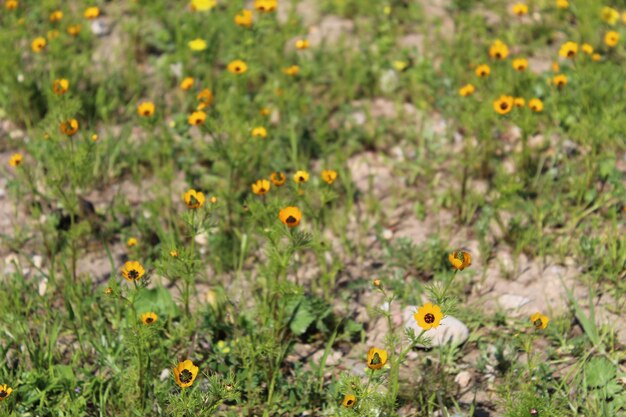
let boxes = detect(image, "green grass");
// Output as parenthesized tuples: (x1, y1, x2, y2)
(1, 0, 625, 416)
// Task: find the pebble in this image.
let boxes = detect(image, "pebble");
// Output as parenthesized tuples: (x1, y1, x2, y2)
(498, 294, 531, 310)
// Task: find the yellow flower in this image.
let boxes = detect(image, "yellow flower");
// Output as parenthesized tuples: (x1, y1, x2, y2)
(528, 98, 543, 112)
(251, 179, 271, 195)
(592, 53, 601, 62)
(47, 30, 60, 40)
(180, 77, 195, 91)
(530, 312, 549, 329)
(170, 250, 179, 258)
(67, 24, 81, 36)
(210, 196, 217, 204)
(60, 119, 79, 136)
(52, 79, 69, 95)
(84, 6, 100, 19)
(140, 312, 158, 325)
(252, 127, 267, 138)
(183, 189, 205, 209)
(448, 250, 472, 270)
(188, 110, 207, 126)
(91, 134, 98, 141)
(196, 88, 213, 107)
(0, 384, 13, 401)
(459, 84, 475, 97)
(551, 61, 560, 72)
(295, 39, 309, 50)
(475, 64, 491, 77)
(559, 41, 578, 59)
(512, 3, 528, 16)
(513, 97, 525, 108)
(5, 0, 18, 10)
(270, 172, 286, 186)
(31, 37, 47, 53)
(216, 340, 231, 354)
(227, 60, 248, 74)
(190, 0, 216, 12)
(259, 107, 271, 117)
(189, 38, 207, 51)
(235, 9, 253, 27)
(293, 170, 309, 184)
(127, 237, 138, 247)
(581, 43, 593, 55)
(321, 169, 338, 185)
(342, 394, 356, 408)
(392, 60, 409, 71)
(104, 287, 113, 295)
(605, 31, 619, 47)
(254, 0, 277, 12)
(556, 0, 569, 9)
(553, 74, 568, 88)
(282, 65, 300, 76)
(493, 95, 514, 115)
(278, 206, 302, 228)
(366, 347, 388, 370)
(414, 302, 444, 330)
(173, 360, 199, 388)
(512, 58, 528, 72)
(120, 261, 145, 282)
(601, 6, 619, 25)
(137, 102, 155, 117)
(373, 279, 381, 287)
(49, 10, 63, 22)
(489, 40, 509, 60)
(9, 153, 22, 167)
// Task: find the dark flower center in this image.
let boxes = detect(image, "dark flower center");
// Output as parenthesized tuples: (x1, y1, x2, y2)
(260, 188, 266, 193)
(146, 317, 154, 323)
(424, 313, 435, 324)
(500, 102, 508, 110)
(179, 369, 193, 383)
(298, 176, 304, 182)
(370, 352, 382, 365)
(129, 270, 139, 280)
(235, 66, 241, 72)
(0, 390, 7, 398)
(495, 52, 501, 58)
(533, 319, 543, 328)
(567, 50, 574, 57)
(286, 216, 297, 224)
(346, 399, 354, 405)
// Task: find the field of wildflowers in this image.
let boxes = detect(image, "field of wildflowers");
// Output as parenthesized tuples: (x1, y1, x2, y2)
(1, 0, 625, 416)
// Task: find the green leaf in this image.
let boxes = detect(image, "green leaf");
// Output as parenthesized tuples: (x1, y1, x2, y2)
(289, 301, 316, 336)
(132, 286, 179, 318)
(585, 357, 616, 388)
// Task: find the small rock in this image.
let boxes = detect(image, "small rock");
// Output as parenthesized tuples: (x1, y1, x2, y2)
(454, 371, 472, 389)
(403, 307, 469, 347)
(498, 294, 531, 310)
(33, 255, 43, 269)
(159, 368, 170, 381)
(91, 18, 112, 37)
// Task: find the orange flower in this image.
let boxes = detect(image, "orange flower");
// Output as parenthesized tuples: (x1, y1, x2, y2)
(5, 1, 18, 10)
(140, 312, 158, 325)
(293, 170, 309, 184)
(475, 64, 491, 77)
(60, 119, 79, 136)
(49, 10, 63, 23)
(530, 312, 549, 329)
(227, 60, 248, 74)
(493, 95, 514, 115)
(180, 77, 195, 91)
(137, 102, 155, 117)
(278, 206, 302, 228)
(251, 179, 270, 195)
(9, 153, 23, 167)
(321, 169, 338, 185)
(414, 303, 444, 330)
(196, 88, 213, 107)
(252, 127, 267, 138)
(489, 40, 509, 60)
(513, 97, 525, 108)
(188, 110, 207, 126)
(52, 79, 69, 95)
(448, 250, 471, 270)
(270, 172, 286, 186)
(172, 360, 199, 388)
(528, 98, 543, 112)
(282, 65, 300, 76)
(235, 9, 253, 27)
(553, 74, 568, 88)
(295, 39, 309, 50)
(84, 6, 100, 19)
(459, 84, 475, 97)
(605, 31, 619, 47)
(366, 347, 388, 370)
(67, 24, 81, 36)
(31, 37, 47, 53)
(120, 261, 145, 282)
(512, 58, 528, 71)
(559, 41, 578, 59)
(254, 0, 277, 12)
(183, 189, 205, 209)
